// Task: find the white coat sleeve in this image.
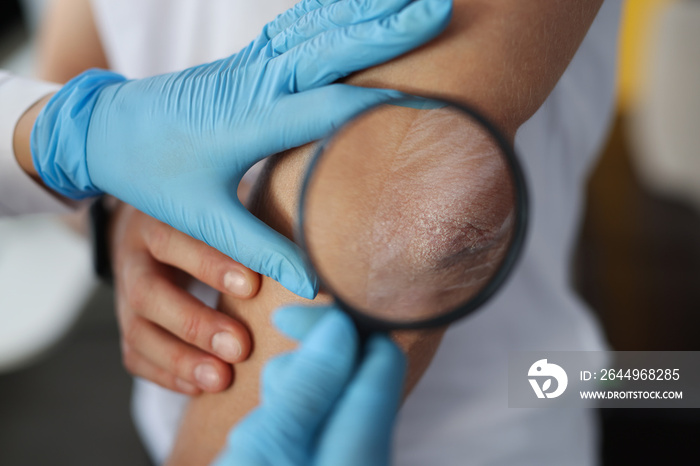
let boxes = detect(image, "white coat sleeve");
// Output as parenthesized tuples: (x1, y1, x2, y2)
(0, 71, 71, 217)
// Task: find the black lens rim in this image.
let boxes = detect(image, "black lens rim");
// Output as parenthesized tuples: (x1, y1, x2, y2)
(297, 95, 529, 332)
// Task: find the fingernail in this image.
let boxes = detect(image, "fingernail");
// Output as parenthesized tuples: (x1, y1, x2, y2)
(194, 363, 221, 390)
(175, 377, 198, 394)
(212, 332, 242, 361)
(224, 270, 252, 296)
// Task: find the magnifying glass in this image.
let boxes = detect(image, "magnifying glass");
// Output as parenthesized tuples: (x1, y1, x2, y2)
(298, 96, 528, 332)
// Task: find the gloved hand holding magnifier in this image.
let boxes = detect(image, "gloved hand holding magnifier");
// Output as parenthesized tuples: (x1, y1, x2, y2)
(299, 96, 528, 332)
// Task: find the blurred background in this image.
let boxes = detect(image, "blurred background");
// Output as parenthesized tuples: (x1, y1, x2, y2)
(0, 0, 151, 464)
(1, 0, 699, 464)
(574, 0, 700, 462)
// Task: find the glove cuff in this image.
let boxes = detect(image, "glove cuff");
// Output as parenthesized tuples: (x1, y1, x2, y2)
(30, 69, 126, 200)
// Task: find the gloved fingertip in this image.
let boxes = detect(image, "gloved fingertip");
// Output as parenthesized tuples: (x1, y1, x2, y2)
(385, 0, 451, 45)
(300, 273, 319, 300)
(281, 279, 317, 300)
(346, 87, 444, 118)
(350, 85, 408, 107)
(302, 309, 357, 356)
(429, 0, 454, 16)
(365, 335, 407, 372)
(273, 305, 330, 340)
(387, 95, 449, 110)
(277, 261, 318, 300)
(378, 88, 409, 100)
(417, 0, 453, 26)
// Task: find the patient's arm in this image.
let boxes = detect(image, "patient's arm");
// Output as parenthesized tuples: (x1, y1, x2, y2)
(170, 128, 451, 466)
(169, 1, 604, 464)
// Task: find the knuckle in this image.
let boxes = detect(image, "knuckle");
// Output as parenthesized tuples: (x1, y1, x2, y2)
(145, 223, 172, 262)
(295, 13, 311, 33)
(182, 313, 202, 345)
(353, 0, 373, 17)
(195, 259, 218, 284)
(125, 278, 148, 310)
(121, 259, 151, 311)
(122, 318, 141, 346)
(168, 347, 189, 375)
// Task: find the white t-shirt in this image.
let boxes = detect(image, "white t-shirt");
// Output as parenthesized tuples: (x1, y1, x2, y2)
(90, 1, 623, 464)
(0, 72, 66, 216)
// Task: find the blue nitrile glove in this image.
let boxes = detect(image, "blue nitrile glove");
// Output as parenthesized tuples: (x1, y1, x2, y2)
(30, 0, 452, 298)
(213, 305, 406, 466)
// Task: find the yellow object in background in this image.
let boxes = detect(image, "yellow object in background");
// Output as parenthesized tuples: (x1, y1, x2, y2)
(620, 0, 700, 212)
(617, 0, 677, 111)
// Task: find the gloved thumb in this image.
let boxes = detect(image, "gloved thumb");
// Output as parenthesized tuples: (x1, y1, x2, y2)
(315, 335, 406, 466)
(219, 310, 358, 465)
(273, 84, 408, 150)
(195, 199, 318, 299)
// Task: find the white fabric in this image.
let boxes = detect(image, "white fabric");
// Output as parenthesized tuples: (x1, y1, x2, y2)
(91, 0, 295, 79)
(0, 72, 67, 216)
(90, 0, 623, 464)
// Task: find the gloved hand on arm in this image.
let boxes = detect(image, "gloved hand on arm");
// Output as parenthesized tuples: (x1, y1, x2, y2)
(213, 305, 405, 466)
(28, 0, 452, 298)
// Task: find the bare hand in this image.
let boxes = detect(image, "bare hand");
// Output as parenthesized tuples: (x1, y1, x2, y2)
(110, 203, 260, 394)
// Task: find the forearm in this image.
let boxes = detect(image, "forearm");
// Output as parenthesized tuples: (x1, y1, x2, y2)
(20, 0, 111, 178)
(2, 0, 108, 208)
(0, 72, 72, 216)
(13, 94, 52, 179)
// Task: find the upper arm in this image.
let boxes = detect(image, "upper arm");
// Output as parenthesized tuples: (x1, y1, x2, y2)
(37, 0, 108, 83)
(345, 0, 604, 136)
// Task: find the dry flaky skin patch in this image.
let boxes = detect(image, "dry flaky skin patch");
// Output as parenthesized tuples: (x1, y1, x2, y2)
(304, 104, 515, 322)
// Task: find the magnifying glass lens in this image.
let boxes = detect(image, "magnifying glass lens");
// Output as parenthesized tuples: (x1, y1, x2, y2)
(301, 98, 525, 328)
